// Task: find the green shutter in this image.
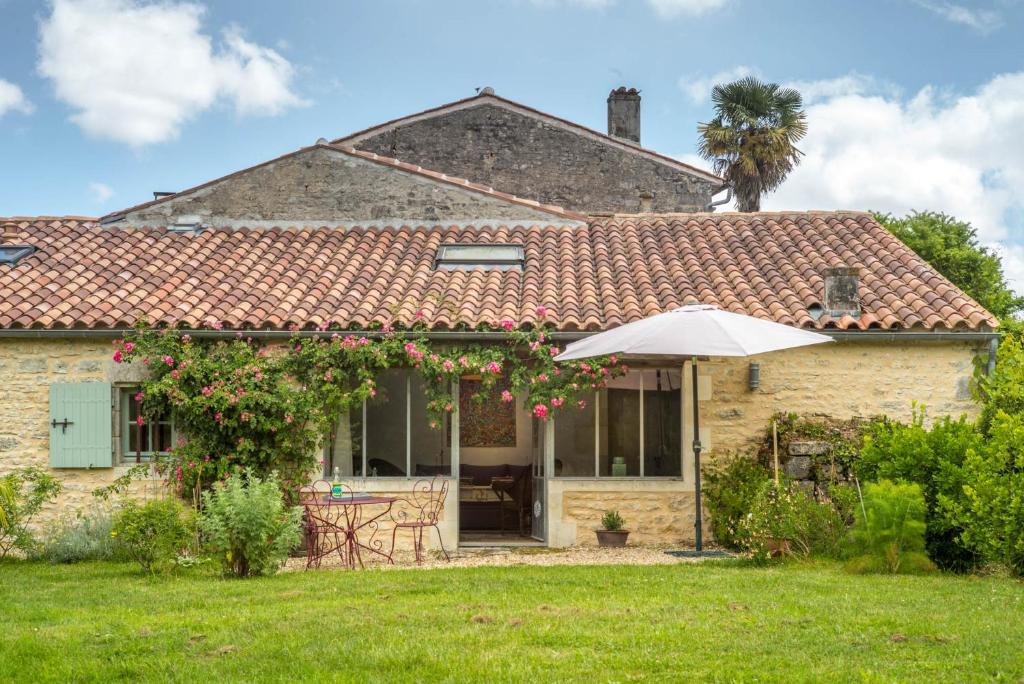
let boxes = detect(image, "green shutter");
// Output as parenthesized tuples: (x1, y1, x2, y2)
(48, 382, 113, 468)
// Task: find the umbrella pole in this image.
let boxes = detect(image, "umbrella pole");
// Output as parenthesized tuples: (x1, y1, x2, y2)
(691, 356, 703, 554)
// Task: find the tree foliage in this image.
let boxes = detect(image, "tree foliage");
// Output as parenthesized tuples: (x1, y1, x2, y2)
(875, 211, 1024, 319)
(697, 76, 808, 212)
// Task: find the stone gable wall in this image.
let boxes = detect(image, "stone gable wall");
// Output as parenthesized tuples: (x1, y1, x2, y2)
(352, 104, 718, 214)
(120, 147, 567, 227)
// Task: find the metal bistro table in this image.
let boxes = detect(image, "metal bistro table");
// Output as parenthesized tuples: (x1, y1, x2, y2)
(302, 488, 397, 569)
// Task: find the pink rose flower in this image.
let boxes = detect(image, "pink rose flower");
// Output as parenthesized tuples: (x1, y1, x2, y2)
(551, 397, 564, 407)
(501, 390, 514, 402)
(532, 404, 550, 420)
(500, 319, 515, 331)
(124, 342, 134, 353)
(577, 399, 587, 409)
(486, 361, 502, 374)
(535, 306, 547, 317)
(442, 359, 455, 372)
(134, 392, 144, 402)
(112, 350, 123, 363)
(135, 415, 145, 426)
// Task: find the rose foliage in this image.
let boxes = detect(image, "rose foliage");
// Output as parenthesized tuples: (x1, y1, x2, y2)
(113, 310, 625, 501)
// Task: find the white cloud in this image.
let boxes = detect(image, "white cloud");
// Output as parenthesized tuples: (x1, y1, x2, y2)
(759, 72, 1024, 292)
(0, 78, 33, 117)
(680, 65, 757, 104)
(37, 0, 307, 146)
(648, 0, 729, 17)
(782, 73, 897, 104)
(89, 182, 114, 203)
(912, 1, 1002, 33)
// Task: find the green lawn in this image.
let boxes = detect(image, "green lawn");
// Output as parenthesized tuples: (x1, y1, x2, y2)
(1, 559, 1022, 683)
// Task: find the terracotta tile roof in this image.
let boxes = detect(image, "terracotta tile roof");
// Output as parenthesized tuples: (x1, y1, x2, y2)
(101, 143, 587, 224)
(0, 213, 997, 332)
(332, 91, 726, 187)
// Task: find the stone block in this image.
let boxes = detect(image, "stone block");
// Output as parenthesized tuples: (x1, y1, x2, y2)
(784, 456, 812, 480)
(788, 441, 831, 456)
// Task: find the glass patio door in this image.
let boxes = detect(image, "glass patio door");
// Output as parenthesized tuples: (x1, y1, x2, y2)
(531, 418, 547, 542)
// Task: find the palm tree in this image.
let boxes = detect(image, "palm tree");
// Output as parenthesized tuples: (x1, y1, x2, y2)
(698, 77, 808, 212)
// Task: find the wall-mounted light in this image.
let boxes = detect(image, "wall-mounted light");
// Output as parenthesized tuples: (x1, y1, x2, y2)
(748, 362, 761, 391)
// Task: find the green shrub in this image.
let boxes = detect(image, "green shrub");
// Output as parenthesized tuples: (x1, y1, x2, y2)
(855, 407, 979, 570)
(844, 480, 935, 574)
(199, 471, 302, 578)
(601, 510, 624, 531)
(0, 466, 62, 559)
(113, 499, 195, 574)
(975, 334, 1024, 434)
(703, 456, 771, 549)
(941, 411, 1024, 575)
(35, 510, 123, 564)
(738, 481, 848, 562)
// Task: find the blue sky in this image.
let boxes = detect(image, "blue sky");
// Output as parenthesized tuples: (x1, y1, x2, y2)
(2, 0, 1023, 286)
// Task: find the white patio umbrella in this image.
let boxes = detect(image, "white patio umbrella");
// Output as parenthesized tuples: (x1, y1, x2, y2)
(555, 304, 833, 553)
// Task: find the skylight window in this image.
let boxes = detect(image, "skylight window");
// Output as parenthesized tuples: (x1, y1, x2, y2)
(0, 245, 35, 266)
(434, 243, 525, 271)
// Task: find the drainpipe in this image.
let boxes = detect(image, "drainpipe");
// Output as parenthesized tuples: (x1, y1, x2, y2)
(705, 184, 732, 211)
(988, 336, 999, 375)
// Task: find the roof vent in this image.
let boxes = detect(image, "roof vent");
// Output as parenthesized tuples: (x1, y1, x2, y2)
(823, 267, 861, 317)
(316, 137, 328, 145)
(152, 191, 176, 200)
(169, 215, 204, 234)
(477, 86, 495, 96)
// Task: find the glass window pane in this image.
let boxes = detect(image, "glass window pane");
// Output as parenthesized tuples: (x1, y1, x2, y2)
(153, 422, 173, 455)
(605, 387, 640, 477)
(324, 406, 362, 478)
(365, 369, 408, 477)
(410, 374, 450, 477)
(125, 391, 150, 455)
(553, 391, 595, 476)
(644, 369, 682, 477)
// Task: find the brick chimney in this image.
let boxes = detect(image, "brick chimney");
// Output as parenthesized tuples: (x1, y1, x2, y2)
(607, 87, 641, 143)
(823, 267, 861, 317)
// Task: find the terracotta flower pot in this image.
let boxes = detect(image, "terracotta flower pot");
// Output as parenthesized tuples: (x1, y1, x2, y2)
(596, 529, 630, 547)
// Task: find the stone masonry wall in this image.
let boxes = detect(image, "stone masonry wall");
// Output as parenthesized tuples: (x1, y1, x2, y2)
(0, 338, 166, 528)
(120, 146, 568, 227)
(562, 489, 698, 546)
(352, 103, 717, 214)
(702, 339, 981, 457)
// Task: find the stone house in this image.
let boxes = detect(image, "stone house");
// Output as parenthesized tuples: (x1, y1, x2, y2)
(0, 88, 998, 549)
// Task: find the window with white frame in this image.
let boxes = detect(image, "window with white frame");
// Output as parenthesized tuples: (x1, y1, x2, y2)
(117, 385, 174, 463)
(323, 369, 452, 478)
(553, 369, 683, 478)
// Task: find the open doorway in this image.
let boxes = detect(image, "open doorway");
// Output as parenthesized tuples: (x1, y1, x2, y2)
(456, 378, 540, 546)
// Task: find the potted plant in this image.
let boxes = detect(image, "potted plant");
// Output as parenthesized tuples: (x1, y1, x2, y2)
(596, 510, 629, 547)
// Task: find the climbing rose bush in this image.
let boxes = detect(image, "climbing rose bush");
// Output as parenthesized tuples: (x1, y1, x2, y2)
(113, 308, 625, 502)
